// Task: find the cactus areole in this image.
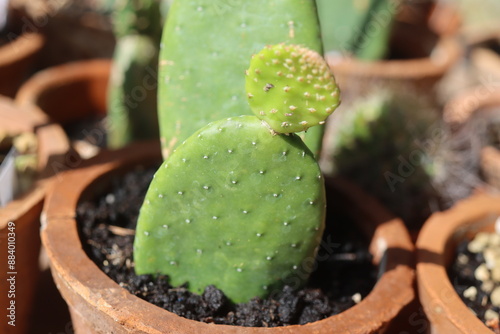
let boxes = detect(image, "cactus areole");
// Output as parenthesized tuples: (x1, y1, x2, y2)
(134, 44, 339, 303)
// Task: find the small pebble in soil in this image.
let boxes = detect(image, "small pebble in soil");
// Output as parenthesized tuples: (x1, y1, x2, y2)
(487, 309, 500, 322)
(475, 264, 491, 282)
(463, 286, 477, 301)
(468, 233, 491, 254)
(450, 229, 500, 333)
(77, 166, 377, 327)
(64, 115, 108, 158)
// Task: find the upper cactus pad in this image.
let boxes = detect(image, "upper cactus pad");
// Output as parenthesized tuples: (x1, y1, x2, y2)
(158, 0, 325, 158)
(246, 44, 340, 134)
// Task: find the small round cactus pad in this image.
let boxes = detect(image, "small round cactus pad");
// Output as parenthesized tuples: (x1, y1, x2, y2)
(134, 116, 326, 303)
(246, 44, 340, 133)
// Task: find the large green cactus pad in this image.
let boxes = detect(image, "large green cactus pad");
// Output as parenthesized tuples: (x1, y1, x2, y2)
(134, 116, 326, 303)
(246, 44, 340, 133)
(158, 0, 324, 158)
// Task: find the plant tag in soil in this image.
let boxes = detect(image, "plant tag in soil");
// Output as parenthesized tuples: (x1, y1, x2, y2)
(0, 0, 7, 32)
(0, 147, 18, 207)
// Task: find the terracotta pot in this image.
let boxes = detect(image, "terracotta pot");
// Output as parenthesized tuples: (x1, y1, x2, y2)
(482, 146, 500, 191)
(16, 59, 110, 125)
(9, 0, 115, 67)
(396, 1, 461, 38)
(326, 4, 461, 103)
(416, 193, 500, 333)
(443, 88, 500, 191)
(35, 9, 115, 68)
(41, 140, 415, 333)
(0, 11, 45, 97)
(16, 59, 111, 159)
(0, 96, 69, 334)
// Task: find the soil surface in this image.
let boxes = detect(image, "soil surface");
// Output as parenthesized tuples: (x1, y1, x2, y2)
(449, 238, 500, 333)
(77, 165, 377, 327)
(0, 36, 9, 48)
(63, 115, 108, 148)
(0, 20, 21, 48)
(477, 38, 500, 56)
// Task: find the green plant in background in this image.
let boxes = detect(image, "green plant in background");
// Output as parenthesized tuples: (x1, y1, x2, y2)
(106, 0, 163, 148)
(158, 0, 326, 159)
(321, 92, 441, 229)
(316, 0, 399, 60)
(134, 44, 340, 303)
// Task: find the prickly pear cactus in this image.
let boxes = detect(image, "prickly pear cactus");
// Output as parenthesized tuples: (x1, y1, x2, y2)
(246, 44, 340, 133)
(112, 0, 163, 40)
(323, 92, 440, 229)
(316, 0, 397, 60)
(134, 116, 325, 303)
(107, 0, 162, 148)
(107, 35, 159, 148)
(158, 0, 324, 158)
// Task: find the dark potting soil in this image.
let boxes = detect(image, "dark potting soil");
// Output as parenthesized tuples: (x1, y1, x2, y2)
(63, 115, 108, 148)
(0, 19, 21, 48)
(449, 239, 500, 333)
(77, 165, 377, 327)
(483, 107, 500, 151)
(0, 28, 11, 48)
(478, 38, 500, 57)
(0, 36, 10, 48)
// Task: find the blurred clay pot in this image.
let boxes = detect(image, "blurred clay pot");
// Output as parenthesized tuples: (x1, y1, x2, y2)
(0, 96, 69, 334)
(16, 59, 111, 159)
(0, 9, 44, 97)
(443, 88, 500, 191)
(326, 3, 461, 103)
(417, 193, 500, 334)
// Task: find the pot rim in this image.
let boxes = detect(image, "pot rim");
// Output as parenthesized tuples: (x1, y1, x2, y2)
(324, 0, 462, 79)
(416, 193, 500, 333)
(42, 141, 414, 333)
(0, 31, 44, 65)
(15, 58, 111, 108)
(442, 88, 500, 192)
(326, 36, 461, 79)
(443, 88, 500, 126)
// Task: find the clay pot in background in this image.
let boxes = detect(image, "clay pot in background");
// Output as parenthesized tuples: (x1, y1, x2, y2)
(396, 1, 461, 38)
(41, 141, 415, 334)
(326, 3, 461, 104)
(8, 0, 115, 68)
(0, 9, 44, 97)
(443, 88, 500, 191)
(16, 59, 111, 159)
(16, 59, 110, 123)
(0, 96, 69, 334)
(468, 32, 500, 84)
(37, 10, 115, 68)
(417, 193, 500, 334)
